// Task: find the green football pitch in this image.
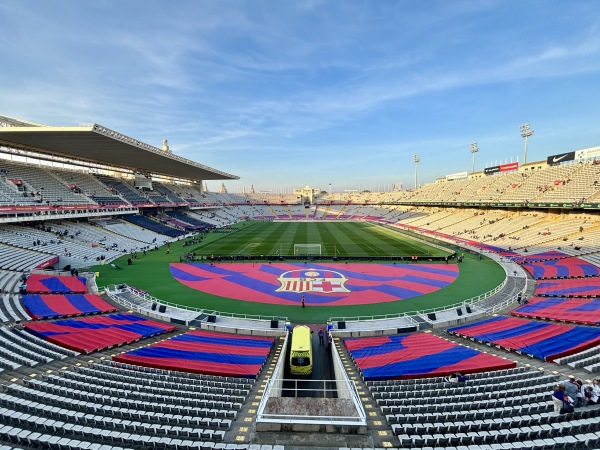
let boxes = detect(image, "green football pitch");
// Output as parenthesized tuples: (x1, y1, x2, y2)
(92, 221, 506, 323)
(190, 221, 448, 258)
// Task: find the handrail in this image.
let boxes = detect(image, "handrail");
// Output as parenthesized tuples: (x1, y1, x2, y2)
(329, 277, 506, 323)
(101, 283, 287, 322)
(256, 378, 365, 424)
(330, 334, 366, 420)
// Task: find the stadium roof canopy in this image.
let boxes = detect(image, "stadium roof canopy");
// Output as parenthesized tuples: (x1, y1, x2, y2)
(0, 115, 239, 182)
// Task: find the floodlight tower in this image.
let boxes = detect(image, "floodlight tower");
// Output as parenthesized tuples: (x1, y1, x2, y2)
(470, 142, 479, 173)
(519, 123, 533, 164)
(413, 154, 420, 190)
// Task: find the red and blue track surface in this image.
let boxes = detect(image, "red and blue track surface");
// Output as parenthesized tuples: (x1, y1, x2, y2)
(169, 262, 458, 306)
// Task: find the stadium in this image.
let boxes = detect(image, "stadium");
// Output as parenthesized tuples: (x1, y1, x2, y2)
(0, 112, 599, 450)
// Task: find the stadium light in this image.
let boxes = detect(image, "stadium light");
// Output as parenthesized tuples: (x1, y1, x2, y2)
(470, 142, 479, 173)
(519, 123, 533, 164)
(413, 154, 420, 189)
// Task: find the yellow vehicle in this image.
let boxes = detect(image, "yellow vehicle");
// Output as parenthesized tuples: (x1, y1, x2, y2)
(289, 325, 313, 376)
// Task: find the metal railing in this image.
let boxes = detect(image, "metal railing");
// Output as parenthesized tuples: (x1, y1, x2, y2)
(330, 277, 507, 323)
(101, 283, 287, 322)
(256, 378, 366, 425)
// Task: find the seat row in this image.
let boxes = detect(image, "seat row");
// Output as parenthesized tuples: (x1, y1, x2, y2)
(394, 433, 600, 449)
(385, 401, 554, 425)
(381, 389, 555, 416)
(372, 373, 557, 399)
(40, 374, 244, 410)
(394, 411, 600, 448)
(93, 360, 254, 389)
(54, 369, 247, 403)
(0, 390, 229, 436)
(366, 366, 528, 388)
(377, 379, 556, 408)
(15, 379, 237, 422)
(0, 422, 227, 450)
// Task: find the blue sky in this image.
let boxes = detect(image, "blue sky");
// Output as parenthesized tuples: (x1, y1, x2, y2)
(1, 1, 600, 192)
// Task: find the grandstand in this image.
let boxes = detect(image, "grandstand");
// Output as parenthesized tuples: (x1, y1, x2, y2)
(1, 115, 600, 448)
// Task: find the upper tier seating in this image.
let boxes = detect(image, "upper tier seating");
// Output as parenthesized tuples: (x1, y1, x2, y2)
(51, 168, 128, 205)
(152, 182, 187, 203)
(0, 159, 95, 205)
(94, 174, 149, 205)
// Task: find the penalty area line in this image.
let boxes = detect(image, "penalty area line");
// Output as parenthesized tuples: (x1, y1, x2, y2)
(238, 242, 259, 255)
(364, 243, 381, 255)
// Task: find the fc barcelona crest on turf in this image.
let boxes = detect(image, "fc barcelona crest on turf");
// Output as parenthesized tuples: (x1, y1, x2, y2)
(276, 269, 350, 293)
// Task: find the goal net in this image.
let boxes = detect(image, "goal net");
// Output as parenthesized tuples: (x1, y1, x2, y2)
(294, 244, 322, 256)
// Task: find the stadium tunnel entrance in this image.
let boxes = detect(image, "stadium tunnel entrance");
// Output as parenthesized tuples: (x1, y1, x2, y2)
(256, 323, 367, 433)
(282, 323, 336, 398)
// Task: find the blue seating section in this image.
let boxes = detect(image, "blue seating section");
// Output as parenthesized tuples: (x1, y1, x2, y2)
(26, 274, 88, 293)
(522, 256, 600, 279)
(166, 211, 212, 230)
(24, 313, 177, 353)
(22, 293, 118, 319)
(344, 332, 515, 380)
(448, 316, 600, 362)
(510, 297, 600, 325)
(123, 215, 185, 237)
(114, 329, 274, 378)
(535, 278, 600, 297)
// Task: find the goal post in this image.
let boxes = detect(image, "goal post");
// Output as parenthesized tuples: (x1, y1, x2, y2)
(293, 243, 322, 256)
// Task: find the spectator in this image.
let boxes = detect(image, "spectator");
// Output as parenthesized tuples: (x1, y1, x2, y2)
(447, 372, 467, 383)
(573, 379, 585, 407)
(561, 394, 574, 414)
(592, 379, 600, 400)
(564, 377, 579, 405)
(552, 385, 567, 414)
(584, 386, 598, 405)
(318, 328, 324, 345)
